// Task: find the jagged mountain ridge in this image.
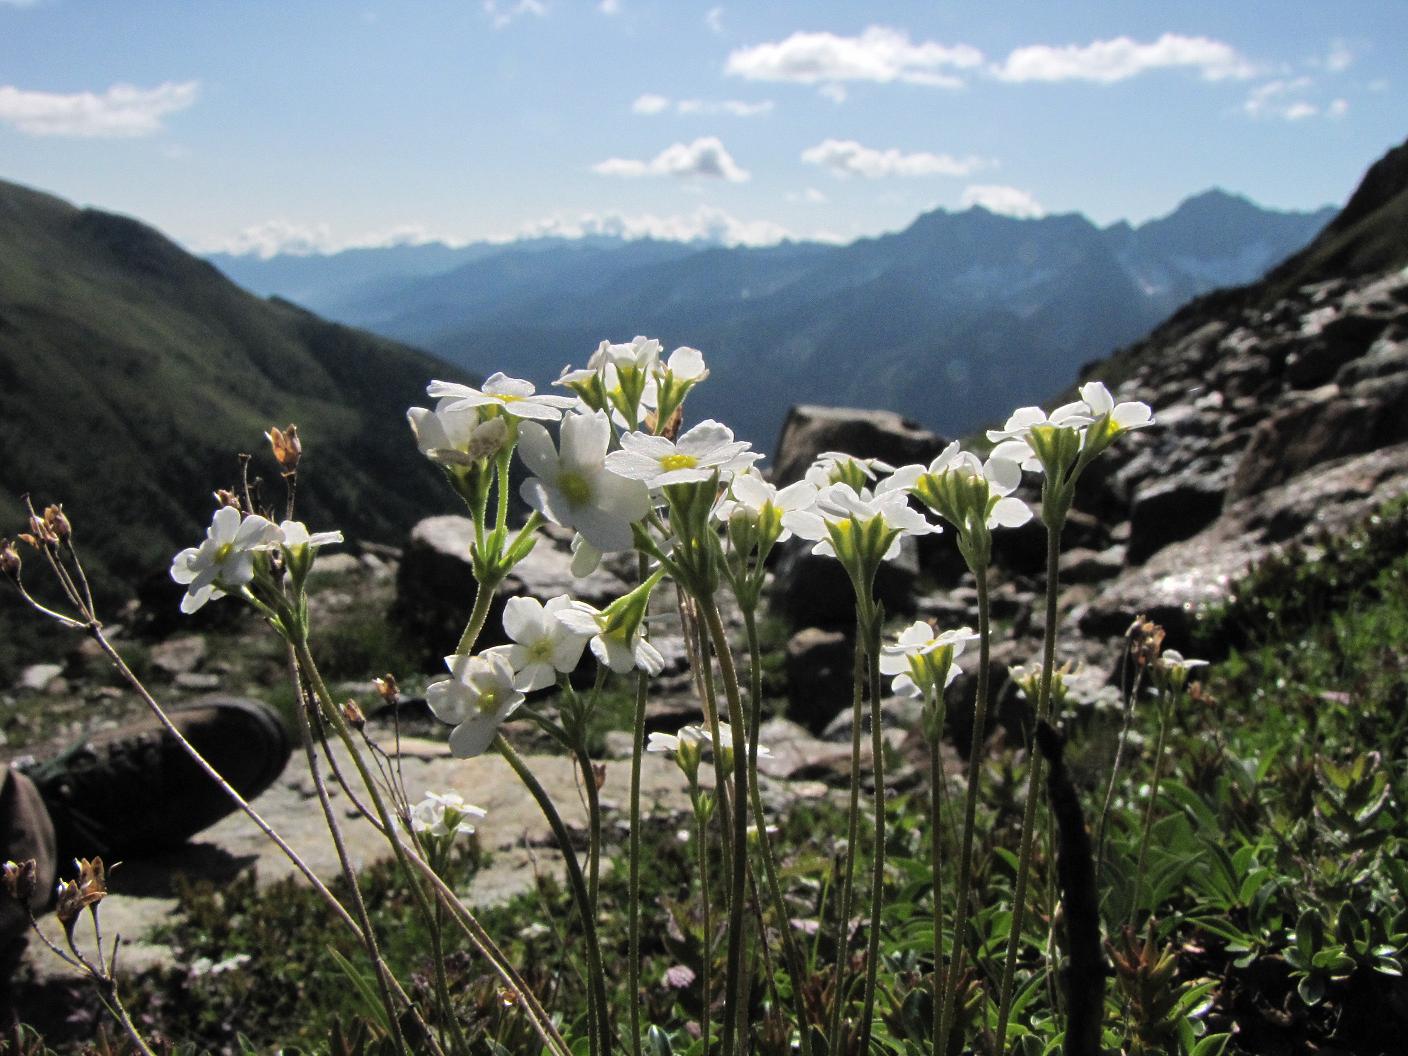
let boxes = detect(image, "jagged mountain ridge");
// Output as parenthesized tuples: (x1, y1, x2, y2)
(0, 177, 468, 596)
(210, 190, 1334, 449)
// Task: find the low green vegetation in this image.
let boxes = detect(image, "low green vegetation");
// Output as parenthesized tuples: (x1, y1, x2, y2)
(14, 497, 1408, 1054)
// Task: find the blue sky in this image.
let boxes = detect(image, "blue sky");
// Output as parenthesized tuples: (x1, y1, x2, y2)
(1, 1, 1403, 257)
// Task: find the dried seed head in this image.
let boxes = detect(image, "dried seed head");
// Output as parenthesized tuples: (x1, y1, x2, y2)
(1126, 614, 1165, 669)
(0, 539, 20, 579)
(25, 513, 58, 548)
(342, 699, 366, 730)
(55, 857, 108, 930)
(266, 424, 302, 475)
(213, 488, 242, 510)
(42, 505, 72, 541)
(592, 763, 607, 792)
(2, 858, 38, 903)
(497, 986, 520, 1008)
(374, 674, 400, 706)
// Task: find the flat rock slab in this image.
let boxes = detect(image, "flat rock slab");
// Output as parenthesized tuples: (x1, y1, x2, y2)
(25, 734, 698, 982)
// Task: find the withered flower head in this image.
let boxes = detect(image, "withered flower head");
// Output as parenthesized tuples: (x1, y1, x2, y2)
(2, 859, 38, 903)
(42, 504, 71, 541)
(25, 513, 58, 548)
(1126, 614, 1165, 669)
(0, 539, 20, 579)
(213, 488, 243, 510)
(342, 699, 366, 730)
(55, 857, 108, 931)
(374, 674, 400, 706)
(267, 424, 302, 475)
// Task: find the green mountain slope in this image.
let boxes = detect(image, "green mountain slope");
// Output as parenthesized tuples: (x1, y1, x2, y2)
(0, 178, 466, 597)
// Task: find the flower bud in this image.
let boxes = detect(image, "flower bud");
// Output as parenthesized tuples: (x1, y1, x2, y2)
(266, 424, 302, 475)
(55, 857, 108, 931)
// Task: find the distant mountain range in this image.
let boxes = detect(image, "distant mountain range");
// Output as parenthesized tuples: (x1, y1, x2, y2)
(211, 191, 1336, 449)
(0, 177, 469, 598)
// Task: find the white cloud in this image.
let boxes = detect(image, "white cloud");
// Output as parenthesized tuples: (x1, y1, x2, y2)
(1242, 77, 1341, 121)
(196, 220, 447, 260)
(483, 0, 545, 29)
(0, 81, 198, 137)
(1323, 40, 1353, 72)
(818, 83, 847, 104)
(704, 6, 723, 34)
(993, 33, 1255, 83)
(0, 0, 42, 7)
(517, 205, 796, 246)
(598, 0, 620, 13)
(631, 93, 670, 115)
(725, 26, 982, 90)
(801, 138, 988, 179)
(786, 187, 828, 205)
(593, 137, 750, 181)
(634, 94, 772, 117)
(960, 185, 1045, 219)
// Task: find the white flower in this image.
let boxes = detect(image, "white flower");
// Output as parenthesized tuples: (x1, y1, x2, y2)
(658, 345, 707, 381)
(407, 403, 509, 466)
(782, 482, 939, 563)
(987, 382, 1152, 470)
(606, 420, 760, 488)
(569, 534, 603, 577)
(496, 594, 592, 691)
(277, 521, 344, 553)
(170, 506, 282, 614)
(714, 471, 817, 542)
(410, 790, 487, 838)
(427, 373, 577, 422)
(426, 652, 526, 758)
(880, 622, 978, 699)
(518, 411, 652, 552)
(1079, 381, 1154, 433)
(596, 336, 662, 373)
(712, 721, 771, 761)
(804, 452, 895, 490)
(880, 442, 1031, 530)
(556, 600, 665, 676)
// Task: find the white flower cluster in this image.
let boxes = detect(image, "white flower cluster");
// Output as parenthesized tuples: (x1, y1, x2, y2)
(169, 506, 342, 613)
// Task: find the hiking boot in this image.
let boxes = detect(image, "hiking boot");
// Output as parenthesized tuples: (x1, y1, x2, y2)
(22, 697, 292, 862)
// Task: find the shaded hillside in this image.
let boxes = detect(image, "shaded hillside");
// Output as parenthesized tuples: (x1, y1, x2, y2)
(0, 178, 468, 597)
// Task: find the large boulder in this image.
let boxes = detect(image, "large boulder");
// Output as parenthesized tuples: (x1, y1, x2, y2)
(394, 517, 631, 667)
(769, 535, 922, 630)
(783, 627, 853, 733)
(1077, 442, 1408, 643)
(771, 405, 947, 486)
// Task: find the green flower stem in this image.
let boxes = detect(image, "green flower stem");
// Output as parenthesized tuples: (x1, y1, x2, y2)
(1131, 688, 1172, 928)
(293, 639, 565, 1056)
(694, 608, 736, 881)
(627, 662, 648, 1056)
(286, 647, 411, 1056)
(938, 564, 992, 1056)
(1095, 662, 1149, 886)
(495, 733, 612, 1056)
(699, 597, 754, 1056)
(572, 735, 603, 910)
(858, 633, 887, 1054)
(828, 626, 867, 1056)
(455, 576, 499, 656)
(694, 787, 714, 1056)
(927, 687, 949, 1053)
(743, 609, 816, 1056)
(993, 515, 1063, 1053)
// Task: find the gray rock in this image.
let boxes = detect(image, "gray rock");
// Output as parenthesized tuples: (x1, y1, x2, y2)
(150, 635, 207, 676)
(1078, 442, 1408, 643)
(1229, 388, 1387, 499)
(18, 663, 63, 693)
(771, 405, 947, 487)
(1285, 311, 1392, 387)
(770, 535, 921, 630)
(175, 672, 222, 692)
(1127, 468, 1227, 563)
(784, 627, 854, 732)
(395, 517, 632, 666)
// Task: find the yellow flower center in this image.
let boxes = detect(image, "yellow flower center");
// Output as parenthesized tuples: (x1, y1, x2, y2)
(476, 689, 500, 714)
(659, 453, 699, 472)
(214, 542, 235, 563)
(559, 471, 593, 505)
